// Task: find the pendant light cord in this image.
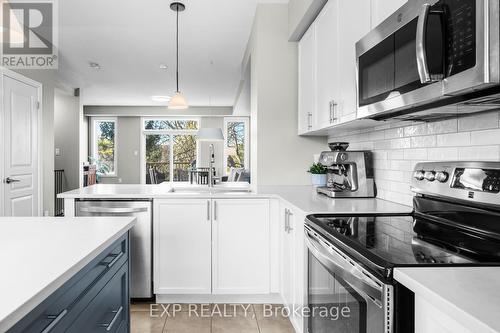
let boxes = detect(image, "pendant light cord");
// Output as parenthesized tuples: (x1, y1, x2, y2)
(176, 6, 179, 92)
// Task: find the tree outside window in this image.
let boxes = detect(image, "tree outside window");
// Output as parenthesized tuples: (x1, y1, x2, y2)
(92, 119, 116, 176)
(224, 118, 248, 174)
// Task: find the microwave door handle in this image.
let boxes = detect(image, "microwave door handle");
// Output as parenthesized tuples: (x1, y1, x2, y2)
(416, 3, 432, 83)
(304, 229, 383, 304)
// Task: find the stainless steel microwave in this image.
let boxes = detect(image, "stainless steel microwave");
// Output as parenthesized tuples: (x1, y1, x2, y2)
(356, 0, 500, 120)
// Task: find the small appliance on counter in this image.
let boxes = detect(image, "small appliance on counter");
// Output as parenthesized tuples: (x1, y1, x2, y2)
(305, 161, 500, 333)
(316, 142, 375, 198)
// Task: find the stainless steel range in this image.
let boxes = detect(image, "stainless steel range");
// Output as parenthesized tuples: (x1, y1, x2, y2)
(305, 161, 500, 333)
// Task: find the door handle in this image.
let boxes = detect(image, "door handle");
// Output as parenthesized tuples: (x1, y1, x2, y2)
(207, 200, 210, 221)
(4, 177, 21, 184)
(41, 309, 68, 333)
(213, 201, 217, 221)
(284, 209, 289, 232)
(287, 210, 294, 232)
(416, 3, 444, 83)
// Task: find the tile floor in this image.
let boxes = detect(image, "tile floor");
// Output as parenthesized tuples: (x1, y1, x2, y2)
(130, 303, 295, 333)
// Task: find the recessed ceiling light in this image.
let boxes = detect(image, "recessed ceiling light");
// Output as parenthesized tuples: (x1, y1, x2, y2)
(151, 95, 171, 102)
(159, 64, 168, 70)
(89, 62, 100, 69)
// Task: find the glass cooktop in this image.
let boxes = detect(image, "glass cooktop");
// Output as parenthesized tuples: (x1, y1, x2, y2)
(306, 213, 500, 270)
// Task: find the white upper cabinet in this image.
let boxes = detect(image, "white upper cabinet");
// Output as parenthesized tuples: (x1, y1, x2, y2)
(314, 0, 338, 129)
(370, 0, 407, 29)
(297, 0, 371, 134)
(298, 25, 315, 135)
(337, 0, 371, 123)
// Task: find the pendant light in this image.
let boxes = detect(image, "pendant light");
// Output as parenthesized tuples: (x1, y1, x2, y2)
(168, 2, 188, 109)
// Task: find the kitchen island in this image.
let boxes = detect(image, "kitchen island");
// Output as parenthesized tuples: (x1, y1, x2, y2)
(0, 217, 136, 333)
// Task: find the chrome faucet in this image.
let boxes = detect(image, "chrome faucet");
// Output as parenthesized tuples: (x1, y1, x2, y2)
(208, 144, 215, 187)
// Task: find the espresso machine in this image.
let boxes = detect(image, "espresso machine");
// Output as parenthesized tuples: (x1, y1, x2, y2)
(316, 142, 375, 198)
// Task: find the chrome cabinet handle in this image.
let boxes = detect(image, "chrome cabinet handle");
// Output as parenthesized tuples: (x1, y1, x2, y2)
(106, 251, 124, 268)
(329, 101, 338, 123)
(307, 113, 312, 129)
(4, 177, 20, 184)
(284, 209, 289, 232)
(207, 200, 210, 221)
(79, 207, 148, 214)
(287, 210, 294, 232)
(213, 201, 217, 221)
(100, 306, 123, 331)
(42, 309, 68, 333)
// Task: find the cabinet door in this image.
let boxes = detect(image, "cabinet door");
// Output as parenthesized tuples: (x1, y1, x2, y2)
(337, 0, 371, 123)
(314, 0, 339, 129)
(280, 205, 295, 310)
(370, 0, 407, 29)
(212, 199, 270, 294)
(154, 199, 212, 294)
(298, 25, 315, 134)
(67, 262, 129, 333)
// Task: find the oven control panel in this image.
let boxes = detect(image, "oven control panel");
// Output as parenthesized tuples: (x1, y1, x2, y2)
(411, 162, 500, 206)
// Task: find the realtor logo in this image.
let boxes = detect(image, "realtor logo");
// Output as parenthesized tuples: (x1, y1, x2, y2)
(1, 0, 58, 69)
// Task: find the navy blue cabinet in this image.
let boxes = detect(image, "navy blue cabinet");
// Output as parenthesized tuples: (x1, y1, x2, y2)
(8, 233, 130, 333)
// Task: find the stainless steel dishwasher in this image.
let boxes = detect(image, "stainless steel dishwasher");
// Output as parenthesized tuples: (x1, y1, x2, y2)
(76, 199, 153, 299)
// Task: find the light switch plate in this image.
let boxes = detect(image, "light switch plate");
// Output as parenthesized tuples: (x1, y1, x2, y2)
(55, 148, 61, 156)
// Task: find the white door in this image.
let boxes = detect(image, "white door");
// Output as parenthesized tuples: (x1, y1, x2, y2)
(337, 0, 371, 122)
(298, 24, 315, 134)
(153, 199, 212, 294)
(314, 0, 339, 129)
(212, 199, 270, 294)
(2, 74, 40, 216)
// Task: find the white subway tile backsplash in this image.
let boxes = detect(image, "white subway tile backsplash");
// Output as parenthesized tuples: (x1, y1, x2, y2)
(470, 129, 500, 146)
(404, 123, 427, 137)
(404, 148, 428, 160)
(427, 118, 458, 134)
(428, 147, 459, 160)
(328, 111, 500, 207)
(458, 146, 500, 161)
(458, 112, 499, 132)
(390, 137, 411, 149)
(410, 135, 437, 148)
(436, 132, 470, 146)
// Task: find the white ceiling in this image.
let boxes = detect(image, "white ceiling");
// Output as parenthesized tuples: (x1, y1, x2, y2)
(57, 0, 287, 106)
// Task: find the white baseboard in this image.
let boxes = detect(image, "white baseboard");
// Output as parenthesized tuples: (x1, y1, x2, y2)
(155, 293, 282, 304)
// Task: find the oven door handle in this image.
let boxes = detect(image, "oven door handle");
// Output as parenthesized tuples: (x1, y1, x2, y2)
(305, 228, 384, 305)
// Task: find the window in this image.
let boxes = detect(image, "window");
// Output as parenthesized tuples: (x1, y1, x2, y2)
(224, 118, 249, 174)
(142, 118, 199, 184)
(91, 118, 117, 176)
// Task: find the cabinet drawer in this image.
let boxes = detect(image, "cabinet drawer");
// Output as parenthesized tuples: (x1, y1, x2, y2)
(67, 262, 129, 333)
(8, 234, 129, 333)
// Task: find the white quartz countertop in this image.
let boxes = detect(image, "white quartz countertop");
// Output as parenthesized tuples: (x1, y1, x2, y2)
(0, 217, 136, 332)
(395, 267, 500, 333)
(58, 184, 412, 215)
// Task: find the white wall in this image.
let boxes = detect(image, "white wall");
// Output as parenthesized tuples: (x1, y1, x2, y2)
(328, 111, 500, 206)
(233, 62, 251, 116)
(54, 89, 80, 191)
(246, 4, 326, 187)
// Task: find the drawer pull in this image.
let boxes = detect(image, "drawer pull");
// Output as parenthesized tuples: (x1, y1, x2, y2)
(100, 306, 123, 331)
(107, 252, 124, 268)
(42, 309, 68, 333)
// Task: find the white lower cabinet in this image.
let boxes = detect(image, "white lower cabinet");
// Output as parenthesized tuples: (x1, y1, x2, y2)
(154, 198, 270, 296)
(280, 202, 307, 333)
(212, 199, 270, 294)
(154, 199, 212, 294)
